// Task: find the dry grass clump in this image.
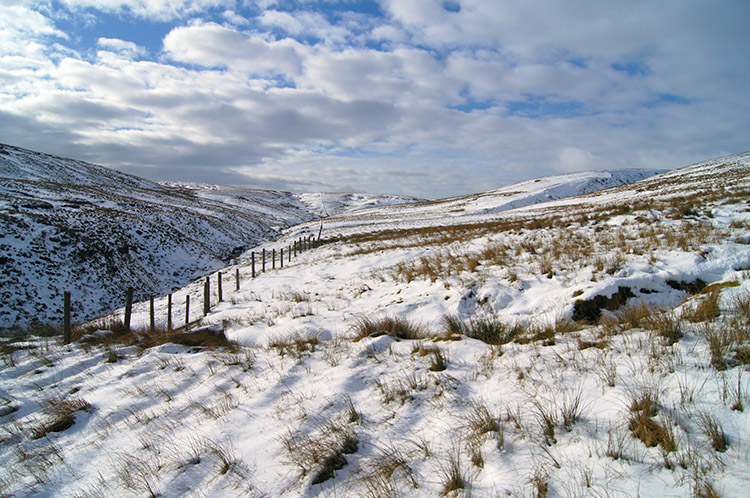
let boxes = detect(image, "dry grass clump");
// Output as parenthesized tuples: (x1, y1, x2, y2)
(697, 411, 729, 453)
(686, 290, 722, 323)
(627, 392, 677, 453)
(268, 331, 319, 358)
(282, 419, 359, 485)
(352, 315, 426, 341)
(464, 401, 504, 457)
(442, 314, 518, 345)
(515, 323, 556, 346)
(646, 310, 683, 345)
(358, 444, 419, 497)
(439, 452, 470, 496)
(422, 346, 448, 371)
(75, 323, 237, 351)
(30, 396, 91, 439)
(701, 324, 735, 371)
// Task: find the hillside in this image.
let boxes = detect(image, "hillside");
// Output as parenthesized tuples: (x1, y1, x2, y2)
(1, 152, 749, 497)
(0, 144, 655, 329)
(0, 143, 321, 328)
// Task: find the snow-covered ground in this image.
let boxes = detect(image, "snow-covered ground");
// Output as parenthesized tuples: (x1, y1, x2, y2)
(0, 143, 654, 328)
(1, 152, 749, 497)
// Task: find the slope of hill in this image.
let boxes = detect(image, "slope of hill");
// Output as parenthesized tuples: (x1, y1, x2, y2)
(296, 168, 665, 239)
(1, 152, 749, 497)
(0, 144, 317, 328)
(0, 144, 657, 329)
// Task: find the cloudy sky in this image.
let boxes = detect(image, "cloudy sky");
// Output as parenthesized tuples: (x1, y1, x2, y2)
(1, 0, 748, 197)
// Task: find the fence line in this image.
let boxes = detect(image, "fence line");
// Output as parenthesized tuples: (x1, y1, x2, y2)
(63, 235, 321, 335)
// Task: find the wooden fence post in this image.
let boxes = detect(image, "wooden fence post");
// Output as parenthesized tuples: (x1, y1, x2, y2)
(218, 272, 223, 302)
(252, 252, 256, 278)
(288, 245, 292, 263)
(262, 248, 266, 273)
(272, 248, 276, 270)
(149, 296, 155, 331)
(63, 291, 71, 344)
(167, 294, 172, 330)
(124, 287, 134, 331)
(280, 248, 284, 268)
(185, 295, 190, 326)
(203, 277, 210, 316)
(235, 268, 240, 291)
(293, 240, 297, 257)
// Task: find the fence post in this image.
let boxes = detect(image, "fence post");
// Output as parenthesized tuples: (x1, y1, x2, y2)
(262, 248, 266, 273)
(235, 268, 240, 291)
(149, 296, 155, 331)
(288, 245, 292, 263)
(218, 272, 223, 302)
(203, 277, 210, 316)
(167, 294, 172, 330)
(124, 287, 134, 331)
(293, 240, 297, 257)
(272, 249, 276, 270)
(252, 252, 256, 278)
(185, 295, 190, 326)
(280, 248, 284, 269)
(63, 291, 71, 344)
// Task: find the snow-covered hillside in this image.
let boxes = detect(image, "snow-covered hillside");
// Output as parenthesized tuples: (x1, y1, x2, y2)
(0, 144, 318, 328)
(0, 144, 656, 328)
(1, 151, 749, 497)
(296, 169, 665, 239)
(295, 192, 425, 217)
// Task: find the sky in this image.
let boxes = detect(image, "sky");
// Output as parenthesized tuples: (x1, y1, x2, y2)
(1, 0, 748, 198)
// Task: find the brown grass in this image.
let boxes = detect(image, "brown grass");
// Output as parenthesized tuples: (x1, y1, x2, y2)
(30, 396, 91, 439)
(627, 392, 676, 452)
(442, 314, 518, 345)
(75, 323, 237, 351)
(352, 315, 426, 341)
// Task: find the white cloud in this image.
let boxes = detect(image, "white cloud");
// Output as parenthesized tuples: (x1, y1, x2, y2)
(556, 146, 597, 172)
(55, 0, 235, 20)
(163, 22, 304, 76)
(369, 24, 406, 44)
(259, 10, 350, 45)
(0, 0, 747, 198)
(97, 37, 147, 59)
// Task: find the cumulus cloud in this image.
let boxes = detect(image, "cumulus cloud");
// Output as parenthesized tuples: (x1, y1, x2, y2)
(259, 9, 350, 45)
(1, 0, 748, 197)
(163, 22, 303, 76)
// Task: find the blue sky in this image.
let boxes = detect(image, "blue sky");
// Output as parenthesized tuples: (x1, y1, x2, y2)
(1, 0, 748, 197)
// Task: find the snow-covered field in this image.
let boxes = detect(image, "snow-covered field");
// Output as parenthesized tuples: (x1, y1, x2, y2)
(1, 152, 750, 497)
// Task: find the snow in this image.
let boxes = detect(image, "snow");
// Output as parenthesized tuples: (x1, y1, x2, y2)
(1, 149, 749, 496)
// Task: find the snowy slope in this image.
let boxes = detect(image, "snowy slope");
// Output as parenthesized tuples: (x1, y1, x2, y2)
(0, 144, 316, 328)
(1, 151, 749, 497)
(0, 144, 658, 329)
(293, 169, 665, 239)
(295, 192, 425, 217)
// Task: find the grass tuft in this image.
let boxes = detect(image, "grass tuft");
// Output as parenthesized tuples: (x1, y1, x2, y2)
(352, 315, 426, 341)
(30, 396, 91, 439)
(443, 314, 518, 345)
